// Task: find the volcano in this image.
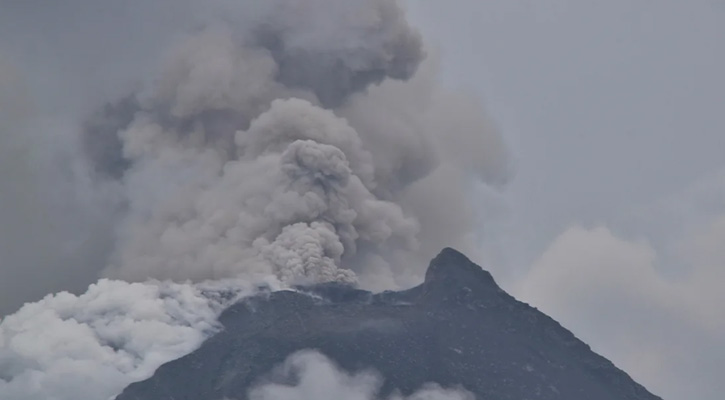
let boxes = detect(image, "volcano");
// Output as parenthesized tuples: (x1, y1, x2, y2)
(116, 248, 662, 400)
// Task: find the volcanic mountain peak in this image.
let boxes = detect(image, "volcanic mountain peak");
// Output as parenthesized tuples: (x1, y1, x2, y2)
(424, 247, 499, 291)
(116, 248, 662, 400)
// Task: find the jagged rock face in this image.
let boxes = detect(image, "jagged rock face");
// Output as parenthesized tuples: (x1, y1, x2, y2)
(116, 248, 662, 400)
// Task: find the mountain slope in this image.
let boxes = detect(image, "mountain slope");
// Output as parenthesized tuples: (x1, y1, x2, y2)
(116, 248, 662, 400)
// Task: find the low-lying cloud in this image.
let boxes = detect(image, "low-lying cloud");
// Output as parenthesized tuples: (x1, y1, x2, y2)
(248, 350, 474, 400)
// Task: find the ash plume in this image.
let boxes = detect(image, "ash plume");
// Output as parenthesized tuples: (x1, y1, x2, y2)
(0, 1, 509, 399)
(79, 0, 509, 289)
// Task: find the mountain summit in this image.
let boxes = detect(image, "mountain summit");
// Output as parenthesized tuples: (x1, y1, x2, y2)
(116, 248, 662, 400)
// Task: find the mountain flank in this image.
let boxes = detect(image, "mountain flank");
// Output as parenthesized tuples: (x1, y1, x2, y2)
(117, 248, 662, 400)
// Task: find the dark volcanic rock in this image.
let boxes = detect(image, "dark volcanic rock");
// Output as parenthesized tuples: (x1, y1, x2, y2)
(116, 248, 662, 400)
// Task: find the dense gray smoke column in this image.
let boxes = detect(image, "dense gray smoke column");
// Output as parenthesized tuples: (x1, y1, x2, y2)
(81, 0, 508, 290)
(0, 1, 508, 399)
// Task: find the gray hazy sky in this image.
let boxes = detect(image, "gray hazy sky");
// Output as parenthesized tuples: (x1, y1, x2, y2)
(406, 1, 725, 399)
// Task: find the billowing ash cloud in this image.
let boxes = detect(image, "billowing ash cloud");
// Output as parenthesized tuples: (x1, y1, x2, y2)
(248, 350, 474, 400)
(105, 97, 419, 286)
(78, 0, 509, 290)
(0, 0, 508, 399)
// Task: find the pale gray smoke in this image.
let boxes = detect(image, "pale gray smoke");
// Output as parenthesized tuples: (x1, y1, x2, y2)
(0, 0, 508, 304)
(79, 0, 509, 290)
(103, 97, 420, 286)
(0, 1, 508, 399)
(248, 350, 474, 400)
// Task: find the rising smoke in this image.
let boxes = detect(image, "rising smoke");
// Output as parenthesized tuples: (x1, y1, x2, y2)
(0, 1, 508, 399)
(82, 0, 508, 289)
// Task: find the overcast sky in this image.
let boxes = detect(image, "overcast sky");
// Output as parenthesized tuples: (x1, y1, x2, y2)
(406, 1, 725, 399)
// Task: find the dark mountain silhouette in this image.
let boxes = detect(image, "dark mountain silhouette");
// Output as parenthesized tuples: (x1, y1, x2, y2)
(116, 248, 662, 400)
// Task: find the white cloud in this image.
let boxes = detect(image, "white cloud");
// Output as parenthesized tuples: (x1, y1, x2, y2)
(0, 278, 256, 400)
(248, 350, 473, 400)
(517, 222, 725, 400)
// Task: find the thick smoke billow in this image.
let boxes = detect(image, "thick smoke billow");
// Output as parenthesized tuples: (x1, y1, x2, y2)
(0, 278, 258, 400)
(0, 0, 508, 399)
(247, 350, 474, 400)
(82, 0, 508, 289)
(105, 97, 420, 286)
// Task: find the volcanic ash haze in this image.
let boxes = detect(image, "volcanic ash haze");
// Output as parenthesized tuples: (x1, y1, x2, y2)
(0, 1, 508, 399)
(85, 0, 509, 289)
